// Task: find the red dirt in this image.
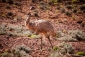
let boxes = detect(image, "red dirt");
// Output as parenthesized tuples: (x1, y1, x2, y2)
(0, 0, 85, 57)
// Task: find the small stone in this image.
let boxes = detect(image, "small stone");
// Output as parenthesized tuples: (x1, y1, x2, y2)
(30, 6, 36, 10)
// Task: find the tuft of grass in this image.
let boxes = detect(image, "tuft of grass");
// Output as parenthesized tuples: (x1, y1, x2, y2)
(30, 34, 40, 39)
(1, 14, 6, 17)
(76, 52, 85, 56)
(53, 46, 59, 51)
(72, 0, 77, 3)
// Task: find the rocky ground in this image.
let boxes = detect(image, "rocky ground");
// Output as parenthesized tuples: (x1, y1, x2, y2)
(0, 0, 85, 57)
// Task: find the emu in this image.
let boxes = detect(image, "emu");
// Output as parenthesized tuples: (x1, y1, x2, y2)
(25, 14, 56, 49)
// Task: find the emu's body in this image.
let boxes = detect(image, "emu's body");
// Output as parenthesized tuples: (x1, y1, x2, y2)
(25, 16, 56, 49)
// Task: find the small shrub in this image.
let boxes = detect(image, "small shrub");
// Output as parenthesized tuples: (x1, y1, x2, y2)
(72, 0, 77, 3)
(53, 46, 59, 51)
(76, 52, 85, 56)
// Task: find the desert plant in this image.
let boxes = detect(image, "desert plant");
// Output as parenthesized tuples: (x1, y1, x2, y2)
(53, 46, 59, 51)
(72, 0, 77, 4)
(76, 52, 85, 56)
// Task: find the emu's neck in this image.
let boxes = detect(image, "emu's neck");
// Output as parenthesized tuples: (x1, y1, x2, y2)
(26, 16, 30, 25)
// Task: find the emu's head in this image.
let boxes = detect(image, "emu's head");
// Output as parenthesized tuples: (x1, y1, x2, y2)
(25, 13, 31, 23)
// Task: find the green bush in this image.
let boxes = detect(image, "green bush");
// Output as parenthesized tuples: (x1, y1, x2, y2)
(53, 46, 59, 51)
(76, 52, 85, 56)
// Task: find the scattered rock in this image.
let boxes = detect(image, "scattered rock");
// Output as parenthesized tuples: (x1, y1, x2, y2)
(30, 6, 36, 10)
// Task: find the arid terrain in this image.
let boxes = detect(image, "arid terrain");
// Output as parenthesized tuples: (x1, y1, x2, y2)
(0, 0, 85, 57)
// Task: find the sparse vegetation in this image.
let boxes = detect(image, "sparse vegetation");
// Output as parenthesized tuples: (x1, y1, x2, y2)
(0, 0, 85, 57)
(76, 52, 85, 56)
(53, 46, 59, 51)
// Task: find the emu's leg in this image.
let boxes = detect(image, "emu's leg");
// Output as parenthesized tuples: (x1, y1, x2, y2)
(40, 37, 42, 50)
(47, 36, 53, 49)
